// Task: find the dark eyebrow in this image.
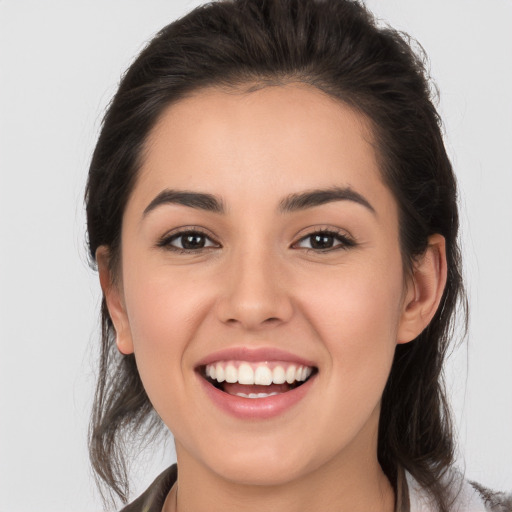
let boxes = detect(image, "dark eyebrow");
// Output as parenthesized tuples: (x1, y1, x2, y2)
(143, 189, 225, 216)
(278, 186, 376, 214)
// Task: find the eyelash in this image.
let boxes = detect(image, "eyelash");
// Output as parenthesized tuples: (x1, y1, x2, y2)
(156, 228, 356, 254)
(156, 228, 218, 254)
(293, 229, 355, 252)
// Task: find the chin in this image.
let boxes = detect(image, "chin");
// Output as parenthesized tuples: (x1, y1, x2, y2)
(209, 453, 313, 487)
(196, 428, 336, 487)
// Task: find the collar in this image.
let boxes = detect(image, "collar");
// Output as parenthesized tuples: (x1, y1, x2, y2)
(405, 468, 488, 512)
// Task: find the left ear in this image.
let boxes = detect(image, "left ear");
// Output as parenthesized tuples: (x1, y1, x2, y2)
(397, 234, 448, 344)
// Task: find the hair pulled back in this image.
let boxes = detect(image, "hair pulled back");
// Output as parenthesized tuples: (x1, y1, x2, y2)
(85, 1, 466, 509)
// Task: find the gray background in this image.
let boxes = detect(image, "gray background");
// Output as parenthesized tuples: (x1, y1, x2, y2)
(1, 0, 511, 510)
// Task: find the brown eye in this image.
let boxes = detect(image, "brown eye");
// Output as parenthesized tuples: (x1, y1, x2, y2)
(295, 230, 355, 252)
(158, 230, 219, 252)
(309, 233, 337, 250)
(175, 233, 208, 250)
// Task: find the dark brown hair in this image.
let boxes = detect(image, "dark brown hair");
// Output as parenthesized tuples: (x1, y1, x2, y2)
(85, 0, 466, 509)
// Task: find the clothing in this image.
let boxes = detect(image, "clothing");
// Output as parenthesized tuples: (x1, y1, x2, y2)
(120, 464, 511, 512)
(404, 470, 511, 512)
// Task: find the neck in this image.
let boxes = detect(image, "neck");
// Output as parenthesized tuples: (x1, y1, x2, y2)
(166, 414, 395, 512)
(171, 458, 394, 512)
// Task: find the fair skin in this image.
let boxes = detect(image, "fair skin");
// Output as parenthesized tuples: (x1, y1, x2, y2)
(97, 84, 447, 512)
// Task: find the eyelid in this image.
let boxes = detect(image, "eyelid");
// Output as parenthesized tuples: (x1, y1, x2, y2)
(291, 227, 356, 251)
(156, 226, 221, 251)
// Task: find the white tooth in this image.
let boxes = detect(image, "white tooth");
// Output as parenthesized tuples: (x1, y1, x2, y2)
(299, 366, 310, 381)
(272, 366, 286, 384)
(286, 365, 297, 384)
(208, 365, 216, 380)
(225, 364, 237, 383)
(215, 363, 225, 382)
(254, 365, 273, 385)
(237, 392, 280, 399)
(304, 367, 312, 379)
(238, 363, 254, 385)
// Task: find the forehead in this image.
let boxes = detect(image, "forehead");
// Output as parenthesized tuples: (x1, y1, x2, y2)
(132, 84, 394, 217)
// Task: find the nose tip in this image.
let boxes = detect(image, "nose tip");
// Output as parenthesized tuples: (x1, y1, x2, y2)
(215, 257, 294, 330)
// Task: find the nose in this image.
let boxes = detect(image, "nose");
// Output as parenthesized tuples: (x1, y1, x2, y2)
(215, 247, 294, 330)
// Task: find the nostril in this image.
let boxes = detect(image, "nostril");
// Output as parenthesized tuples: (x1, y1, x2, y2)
(222, 317, 282, 329)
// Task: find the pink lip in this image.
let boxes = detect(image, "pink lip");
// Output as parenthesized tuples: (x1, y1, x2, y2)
(195, 346, 316, 367)
(197, 370, 317, 420)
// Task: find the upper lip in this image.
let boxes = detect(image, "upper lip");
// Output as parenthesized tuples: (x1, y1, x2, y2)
(195, 347, 317, 368)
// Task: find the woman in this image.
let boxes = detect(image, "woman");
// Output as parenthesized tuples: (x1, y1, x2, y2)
(85, 0, 510, 510)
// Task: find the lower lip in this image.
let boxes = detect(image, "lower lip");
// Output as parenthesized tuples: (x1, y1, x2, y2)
(198, 373, 317, 420)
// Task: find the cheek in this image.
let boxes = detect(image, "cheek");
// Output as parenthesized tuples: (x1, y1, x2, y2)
(299, 256, 404, 398)
(120, 262, 215, 399)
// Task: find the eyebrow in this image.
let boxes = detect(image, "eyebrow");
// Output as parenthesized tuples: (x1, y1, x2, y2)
(278, 186, 376, 214)
(142, 186, 375, 217)
(143, 189, 225, 216)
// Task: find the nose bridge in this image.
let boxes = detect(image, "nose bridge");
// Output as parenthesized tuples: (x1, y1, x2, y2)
(216, 237, 293, 329)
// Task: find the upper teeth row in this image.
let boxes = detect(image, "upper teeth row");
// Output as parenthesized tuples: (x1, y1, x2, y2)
(205, 361, 313, 386)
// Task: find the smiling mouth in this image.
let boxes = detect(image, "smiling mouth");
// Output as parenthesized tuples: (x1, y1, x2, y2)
(200, 360, 318, 398)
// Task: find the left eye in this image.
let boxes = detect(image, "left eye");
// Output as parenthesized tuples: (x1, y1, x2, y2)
(294, 231, 353, 251)
(160, 231, 218, 251)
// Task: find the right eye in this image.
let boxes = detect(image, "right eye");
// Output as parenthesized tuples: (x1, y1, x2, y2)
(157, 229, 220, 253)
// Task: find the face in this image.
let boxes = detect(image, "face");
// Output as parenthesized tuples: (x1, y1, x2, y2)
(105, 84, 423, 487)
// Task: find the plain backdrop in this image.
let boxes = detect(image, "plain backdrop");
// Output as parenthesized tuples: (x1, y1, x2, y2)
(0, 1, 511, 510)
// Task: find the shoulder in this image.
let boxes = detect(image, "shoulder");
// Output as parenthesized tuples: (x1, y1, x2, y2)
(406, 468, 512, 512)
(469, 480, 512, 512)
(119, 464, 177, 512)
